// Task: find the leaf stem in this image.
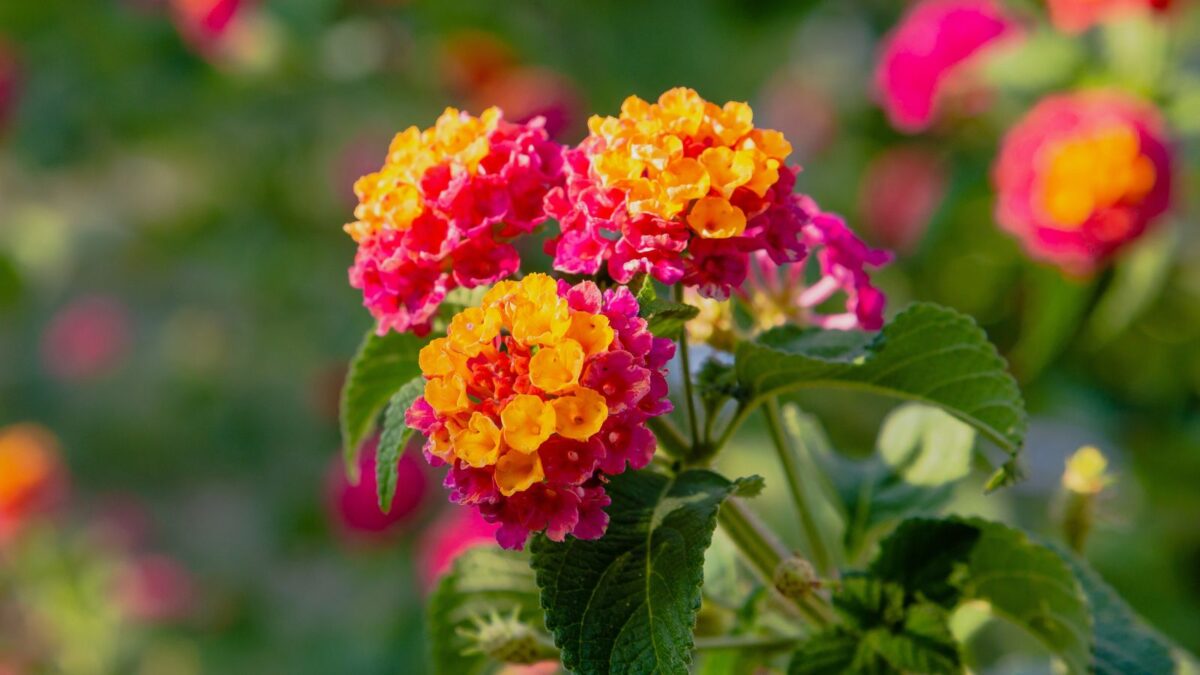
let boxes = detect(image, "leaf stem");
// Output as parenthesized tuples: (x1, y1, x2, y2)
(675, 284, 701, 451)
(647, 416, 690, 459)
(762, 398, 835, 577)
(693, 634, 803, 652)
(717, 498, 834, 627)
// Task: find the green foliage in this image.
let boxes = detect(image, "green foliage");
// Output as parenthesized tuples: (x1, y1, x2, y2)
(865, 517, 1092, 674)
(735, 303, 1027, 477)
(530, 469, 739, 675)
(1057, 547, 1177, 675)
(790, 577, 960, 674)
(641, 298, 701, 338)
(339, 328, 423, 478)
(427, 547, 546, 675)
(376, 377, 425, 512)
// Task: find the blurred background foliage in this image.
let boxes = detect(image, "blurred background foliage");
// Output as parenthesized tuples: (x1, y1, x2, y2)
(0, 0, 1197, 672)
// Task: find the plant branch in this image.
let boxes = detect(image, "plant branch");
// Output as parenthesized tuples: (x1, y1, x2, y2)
(693, 634, 803, 652)
(675, 284, 701, 450)
(763, 398, 835, 577)
(717, 498, 834, 627)
(647, 416, 690, 459)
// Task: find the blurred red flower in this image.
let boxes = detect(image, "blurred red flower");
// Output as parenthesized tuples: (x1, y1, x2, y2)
(327, 438, 429, 540)
(416, 506, 500, 586)
(860, 146, 948, 255)
(993, 91, 1173, 273)
(41, 295, 133, 382)
(1046, 0, 1174, 34)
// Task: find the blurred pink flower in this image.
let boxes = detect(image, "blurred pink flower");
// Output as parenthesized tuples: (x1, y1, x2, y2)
(0, 39, 18, 133)
(993, 91, 1172, 274)
(1046, 0, 1173, 33)
(859, 146, 948, 255)
(439, 30, 519, 95)
(327, 438, 429, 540)
(416, 506, 500, 586)
(114, 554, 195, 623)
(475, 66, 584, 139)
(171, 0, 243, 51)
(758, 71, 839, 161)
(0, 424, 67, 542)
(875, 0, 1021, 133)
(41, 295, 133, 382)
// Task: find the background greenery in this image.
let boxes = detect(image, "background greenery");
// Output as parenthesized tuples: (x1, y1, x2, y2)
(1, 0, 1197, 671)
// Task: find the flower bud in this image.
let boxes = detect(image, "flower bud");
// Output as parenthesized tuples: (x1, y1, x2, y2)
(459, 608, 559, 664)
(773, 556, 819, 602)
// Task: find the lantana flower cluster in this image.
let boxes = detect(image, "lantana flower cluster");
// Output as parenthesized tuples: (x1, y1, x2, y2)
(544, 87, 815, 298)
(346, 107, 563, 335)
(405, 274, 674, 549)
(993, 91, 1172, 273)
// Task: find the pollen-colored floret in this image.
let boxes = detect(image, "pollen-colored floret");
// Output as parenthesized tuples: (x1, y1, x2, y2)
(409, 274, 674, 549)
(346, 107, 565, 335)
(545, 87, 822, 299)
(993, 91, 1172, 273)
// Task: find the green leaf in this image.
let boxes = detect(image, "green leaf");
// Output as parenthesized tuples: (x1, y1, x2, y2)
(376, 377, 425, 512)
(732, 474, 765, 498)
(339, 328, 423, 478)
(427, 546, 548, 675)
(530, 469, 738, 675)
(1055, 547, 1176, 675)
(735, 303, 1027, 463)
(876, 403, 976, 487)
(790, 578, 960, 674)
(641, 298, 700, 338)
(1009, 265, 1094, 384)
(872, 517, 1092, 674)
(631, 272, 657, 307)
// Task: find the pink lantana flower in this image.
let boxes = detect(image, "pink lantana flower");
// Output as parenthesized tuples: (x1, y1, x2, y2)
(993, 91, 1172, 274)
(875, 0, 1021, 133)
(326, 437, 429, 540)
(346, 108, 564, 335)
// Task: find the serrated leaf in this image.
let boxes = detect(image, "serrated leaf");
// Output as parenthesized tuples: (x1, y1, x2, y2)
(376, 377, 424, 512)
(339, 328, 423, 478)
(1054, 547, 1176, 675)
(428, 546, 546, 675)
(872, 517, 1092, 674)
(732, 474, 765, 498)
(530, 469, 738, 675)
(790, 578, 959, 675)
(640, 298, 700, 338)
(735, 303, 1027, 459)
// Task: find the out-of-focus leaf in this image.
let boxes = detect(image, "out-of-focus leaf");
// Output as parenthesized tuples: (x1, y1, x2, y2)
(1009, 265, 1094, 383)
(1085, 224, 1177, 349)
(427, 546, 547, 675)
(339, 328, 423, 479)
(530, 468, 737, 675)
(876, 403, 976, 486)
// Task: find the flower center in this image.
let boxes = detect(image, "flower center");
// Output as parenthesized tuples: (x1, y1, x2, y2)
(1038, 123, 1157, 230)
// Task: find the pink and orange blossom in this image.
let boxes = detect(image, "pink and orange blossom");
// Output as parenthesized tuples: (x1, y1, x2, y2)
(993, 91, 1172, 273)
(407, 274, 673, 550)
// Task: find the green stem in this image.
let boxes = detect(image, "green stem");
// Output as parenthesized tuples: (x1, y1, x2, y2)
(675, 284, 701, 450)
(647, 416, 689, 459)
(693, 634, 803, 652)
(763, 398, 835, 578)
(717, 498, 833, 627)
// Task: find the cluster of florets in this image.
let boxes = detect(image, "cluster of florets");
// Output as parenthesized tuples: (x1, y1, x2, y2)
(405, 274, 674, 549)
(346, 107, 564, 335)
(544, 87, 816, 299)
(993, 91, 1172, 273)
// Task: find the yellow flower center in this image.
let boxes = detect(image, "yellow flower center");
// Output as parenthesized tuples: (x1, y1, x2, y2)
(1038, 123, 1157, 230)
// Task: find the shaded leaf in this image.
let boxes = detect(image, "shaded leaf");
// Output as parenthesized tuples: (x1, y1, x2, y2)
(641, 298, 700, 338)
(735, 303, 1026, 463)
(530, 469, 738, 675)
(339, 328, 424, 477)
(376, 376, 425, 512)
(428, 546, 546, 675)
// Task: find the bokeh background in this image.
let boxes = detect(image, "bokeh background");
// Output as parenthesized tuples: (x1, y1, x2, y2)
(1, 0, 1198, 672)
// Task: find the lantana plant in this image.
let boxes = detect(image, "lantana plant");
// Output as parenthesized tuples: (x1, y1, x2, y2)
(337, 89, 1190, 674)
